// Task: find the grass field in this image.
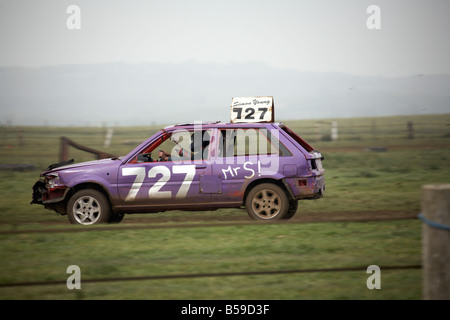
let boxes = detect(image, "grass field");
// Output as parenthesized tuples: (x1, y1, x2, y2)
(0, 113, 449, 300)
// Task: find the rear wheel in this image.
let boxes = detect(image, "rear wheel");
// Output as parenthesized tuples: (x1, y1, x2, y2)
(67, 189, 111, 225)
(286, 200, 298, 219)
(108, 212, 125, 224)
(245, 183, 289, 221)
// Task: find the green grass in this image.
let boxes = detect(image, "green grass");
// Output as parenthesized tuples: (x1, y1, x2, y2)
(0, 220, 421, 300)
(0, 113, 448, 300)
(301, 148, 450, 213)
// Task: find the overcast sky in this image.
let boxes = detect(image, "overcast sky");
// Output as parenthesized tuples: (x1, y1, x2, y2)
(1, 0, 449, 77)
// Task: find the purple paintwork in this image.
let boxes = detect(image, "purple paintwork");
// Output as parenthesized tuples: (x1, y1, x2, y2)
(32, 122, 325, 224)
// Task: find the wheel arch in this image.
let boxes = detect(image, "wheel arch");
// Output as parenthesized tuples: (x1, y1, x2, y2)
(243, 178, 295, 205)
(65, 182, 113, 210)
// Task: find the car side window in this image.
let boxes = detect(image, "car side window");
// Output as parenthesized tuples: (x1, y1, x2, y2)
(217, 128, 291, 157)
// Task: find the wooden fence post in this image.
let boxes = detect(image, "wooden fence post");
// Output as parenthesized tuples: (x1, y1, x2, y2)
(421, 184, 450, 300)
(59, 136, 116, 162)
(331, 121, 338, 141)
(315, 122, 321, 141)
(60, 137, 69, 162)
(407, 121, 414, 139)
(104, 128, 114, 148)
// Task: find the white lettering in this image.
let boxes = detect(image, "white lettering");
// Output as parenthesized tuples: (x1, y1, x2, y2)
(66, 265, 81, 290)
(172, 165, 195, 198)
(244, 161, 255, 179)
(66, 5, 81, 30)
(366, 5, 381, 30)
(366, 265, 381, 289)
(148, 166, 171, 199)
(122, 165, 195, 201)
(122, 167, 145, 202)
(181, 304, 215, 317)
(221, 162, 257, 180)
(221, 166, 234, 179)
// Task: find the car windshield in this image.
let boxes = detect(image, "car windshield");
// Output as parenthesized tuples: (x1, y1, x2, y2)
(131, 129, 212, 163)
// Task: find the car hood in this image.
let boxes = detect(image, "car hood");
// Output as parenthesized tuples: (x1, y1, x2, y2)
(42, 158, 120, 175)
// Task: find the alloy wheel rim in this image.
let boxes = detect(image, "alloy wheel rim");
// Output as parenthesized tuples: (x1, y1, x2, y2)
(251, 189, 281, 219)
(73, 196, 101, 225)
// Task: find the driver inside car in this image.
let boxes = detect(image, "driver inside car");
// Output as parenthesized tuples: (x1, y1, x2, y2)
(157, 149, 171, 161)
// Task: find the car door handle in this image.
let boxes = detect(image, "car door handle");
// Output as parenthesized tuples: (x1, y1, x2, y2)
(195, 164, 207, 169)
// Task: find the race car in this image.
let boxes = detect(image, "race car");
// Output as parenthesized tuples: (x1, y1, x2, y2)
(31, 98, 325, 225)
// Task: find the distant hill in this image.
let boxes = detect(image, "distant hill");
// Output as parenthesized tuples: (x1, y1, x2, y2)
(0, 62, 449, 126)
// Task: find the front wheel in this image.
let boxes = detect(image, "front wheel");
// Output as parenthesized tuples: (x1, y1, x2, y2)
(245, 183, 289, 221)
(67, 189, 111, 225)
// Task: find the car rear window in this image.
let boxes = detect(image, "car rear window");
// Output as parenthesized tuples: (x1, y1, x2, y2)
(280, 125, 314, 152)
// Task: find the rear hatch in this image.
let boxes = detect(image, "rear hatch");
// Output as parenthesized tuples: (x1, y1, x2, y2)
(278, 124, 325, 175)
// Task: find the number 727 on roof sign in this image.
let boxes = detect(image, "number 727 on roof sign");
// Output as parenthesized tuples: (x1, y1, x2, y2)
(231, 96, 274, 123)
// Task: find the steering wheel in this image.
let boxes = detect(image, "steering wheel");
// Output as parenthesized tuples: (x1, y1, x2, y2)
(137, 153, 153, 163)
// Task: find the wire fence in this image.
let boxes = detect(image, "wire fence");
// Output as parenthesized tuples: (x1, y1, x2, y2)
(1, 115, 449, 149)
(0, 115, 450, 148)
(0, 265, 422, 288)
(1, 115, 449, 171)
(0, 214, 421, 289)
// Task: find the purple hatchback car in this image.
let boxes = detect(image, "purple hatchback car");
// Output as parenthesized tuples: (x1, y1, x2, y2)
(31, 122, 325, 225)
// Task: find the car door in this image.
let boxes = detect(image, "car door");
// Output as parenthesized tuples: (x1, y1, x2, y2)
(210, 126, 284, 204)
(117, 128, 213, 209)
(211, 127, 260, 204)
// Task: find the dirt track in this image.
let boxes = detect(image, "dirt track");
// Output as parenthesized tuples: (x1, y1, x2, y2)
(120, 210, 418, 225)
(0, 210, 418, 235)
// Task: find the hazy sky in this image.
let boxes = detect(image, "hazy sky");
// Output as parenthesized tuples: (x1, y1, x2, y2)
(1, 0, 449, 77)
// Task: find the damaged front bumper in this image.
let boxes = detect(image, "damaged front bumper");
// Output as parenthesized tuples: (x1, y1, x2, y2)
(31, 159, 75, 205)
(31, 177, 69, 214)
(31, 179, 47, 205)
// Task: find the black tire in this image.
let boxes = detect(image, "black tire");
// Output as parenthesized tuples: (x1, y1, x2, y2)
(67, 189, 111, 225)
(245, 183, 289, 221)
(285, 200, 298, 220)
(108, 212, 125, 224)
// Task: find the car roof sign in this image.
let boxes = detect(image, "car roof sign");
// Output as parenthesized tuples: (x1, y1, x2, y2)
(230, 96, 274, 123)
